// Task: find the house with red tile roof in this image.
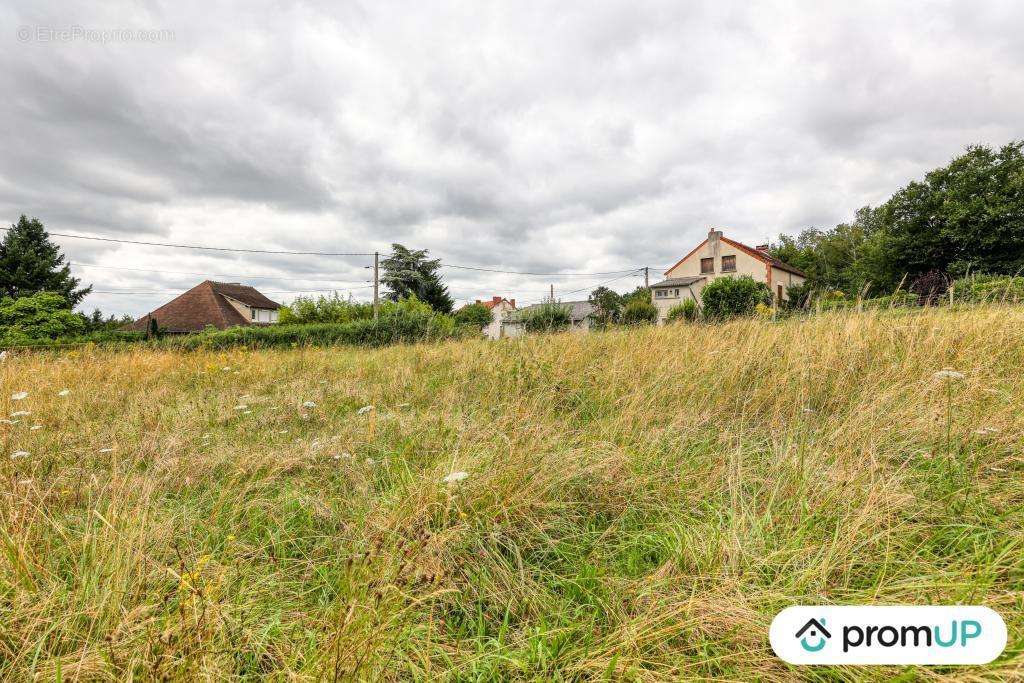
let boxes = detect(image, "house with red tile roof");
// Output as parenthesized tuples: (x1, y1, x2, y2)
(651, 229, 806, 322)
(125, 281, 282, 334)
(460, 296, 517, 339)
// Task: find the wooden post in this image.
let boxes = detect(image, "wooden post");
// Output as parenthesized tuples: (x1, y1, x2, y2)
(373, 251, 379, 319)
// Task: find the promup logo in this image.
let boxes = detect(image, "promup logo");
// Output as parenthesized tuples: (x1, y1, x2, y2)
(795, 618, 830, 652)
(770, 606, 1006, 665)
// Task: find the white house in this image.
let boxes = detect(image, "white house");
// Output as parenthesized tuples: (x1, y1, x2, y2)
(651, 229, 806, 322)
(501, 300, 596, 337)
(465, 296, 517, 339)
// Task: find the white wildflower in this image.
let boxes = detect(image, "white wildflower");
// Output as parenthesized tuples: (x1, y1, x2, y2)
(234, 404, 248, 410)
(11, 450, 29, 459)
(221, 366, 232, 372)
(11, 391, 28, 401)
(356, 405, 373, 415)
(98, 447, 114, 453)
(396, 403, 411, 409)
(802, 407, 816, 414)
(331, 454, 341, 460)
(0, 351, 6, 361)
(302, 401, 317, 408)
(933, 369, 965, 380)
(242, 410, 252, 415)
(17, 479, 32, 486)
(11, 411, 30, 417)
(442, 471, 470, 484)
(279, 429, 288, 434)
(989, 467, 1007, 473)
(58, 389, 70, 396)
(0, 418, 16, 425)
(365, 457, 375, 465)
(30, 425, 43, 431)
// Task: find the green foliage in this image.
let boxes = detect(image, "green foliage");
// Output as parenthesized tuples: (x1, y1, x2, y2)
(879, 142, 1024, 284)
(0, 291, 86, 344)
(771, 142, 1024, 294)
(518, 302, 571, 333)
(279, 293, 375, 324)
(620, 299, 658, 325)
(588, 286, 622, 328)
(782, 281, 814, 310)
(666, 298, 698, 323)
(949, 275, 1024, 304)
(380, 244, 454, 313)
(815, 290, 918, 311)
(0, 215, 91, 306)
(454, 302, 494, 329)
(700, 276, 772, 319)
(621, 286, 652, 306)
(165, 309, 462, 350)
(81, 308, 133, 332)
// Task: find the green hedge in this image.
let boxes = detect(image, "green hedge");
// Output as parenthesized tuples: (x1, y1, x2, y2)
(949, 275, 1024, 304)
(162, 311, 462, 350)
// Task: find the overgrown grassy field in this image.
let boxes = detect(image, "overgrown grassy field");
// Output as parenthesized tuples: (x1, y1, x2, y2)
(1, 307, 1021, 680)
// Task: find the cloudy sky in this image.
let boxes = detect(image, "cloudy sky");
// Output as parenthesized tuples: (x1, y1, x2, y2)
(2, 1, 1022, 316)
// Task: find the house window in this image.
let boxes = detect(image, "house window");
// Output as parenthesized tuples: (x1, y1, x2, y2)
(252, 308, 278, 323)
(701, 257, 714, 274)
(655, 289, 665, 298)
(721, 255, 736, 272)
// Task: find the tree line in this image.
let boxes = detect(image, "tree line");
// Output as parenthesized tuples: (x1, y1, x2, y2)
(770, 141, 1024, 300)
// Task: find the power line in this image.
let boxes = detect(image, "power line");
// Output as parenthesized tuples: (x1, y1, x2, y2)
(71, 261, 370, 284)
(2, 226, 643, 277)
(0, 226, 373, 256)
(441, 264, 642, 276)
(90, 285, 375, 295)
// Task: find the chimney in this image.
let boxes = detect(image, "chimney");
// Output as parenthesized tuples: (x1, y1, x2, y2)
(510, 298, 516, 308)
(492, 296, 502, 304)
(708, 228, 722, 258)
(755, 244, 769, 252)
(475, 299, 482, 304)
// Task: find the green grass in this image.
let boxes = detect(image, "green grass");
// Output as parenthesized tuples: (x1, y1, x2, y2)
(0, 306, 1021, 680)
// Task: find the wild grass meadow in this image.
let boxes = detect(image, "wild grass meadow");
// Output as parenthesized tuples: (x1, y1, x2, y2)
(1, 306, 1021, 680)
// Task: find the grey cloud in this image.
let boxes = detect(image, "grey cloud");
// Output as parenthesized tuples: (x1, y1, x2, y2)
(1, 0, 1022, 316)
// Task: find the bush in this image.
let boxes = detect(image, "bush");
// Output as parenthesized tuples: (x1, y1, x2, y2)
(700, 276, 772, 319)
(164, 309, 461, 350)
(279, 293, 375, 325)
(620, 299, 658, 325)
(949, 275, 1024, 304)
(666, 299, 698, 323)
(454, 303, 494, 329)
(782, 282, 814, 310)
(0, 292, 86, 344)
(518, 303, 571, 333)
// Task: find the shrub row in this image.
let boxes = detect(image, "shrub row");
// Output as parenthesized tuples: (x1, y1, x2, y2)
(162, 311, 464, 350)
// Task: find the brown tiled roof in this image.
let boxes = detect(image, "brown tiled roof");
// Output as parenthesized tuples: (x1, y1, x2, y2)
(210, 282, 281, 309)
(664, 233, 806, 278)
(124, 281, 280, 333)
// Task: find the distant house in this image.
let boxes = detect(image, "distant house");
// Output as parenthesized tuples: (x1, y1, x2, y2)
(461, 296, 517, 339)
(125, 281, 281, 334)
(502, 300, 596, 338)
(651, 229, 806, 322)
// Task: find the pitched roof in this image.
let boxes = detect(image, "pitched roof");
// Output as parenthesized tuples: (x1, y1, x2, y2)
(650, 276, 706, 288)
(664, 233, 806, 278)
(124, 281, 280, 333)
(466, 296, 516, 311)
(507, 300, 594, 323)
(210, 281, 281, 309)
(721, 236, 806, 277)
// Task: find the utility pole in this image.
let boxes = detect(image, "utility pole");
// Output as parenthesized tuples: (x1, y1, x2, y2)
(549, 283, 554, 302)
(644, 266, 649, 288)
(373, 251, 379, 319)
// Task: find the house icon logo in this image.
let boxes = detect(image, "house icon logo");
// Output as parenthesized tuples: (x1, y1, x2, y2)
(795, 618, 831, 652)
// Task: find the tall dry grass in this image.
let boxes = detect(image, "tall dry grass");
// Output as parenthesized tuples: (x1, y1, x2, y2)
(0, 306, 1021, 680)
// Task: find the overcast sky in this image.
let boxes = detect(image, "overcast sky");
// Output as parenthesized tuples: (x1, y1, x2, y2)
(2, 1, 1022, 316)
